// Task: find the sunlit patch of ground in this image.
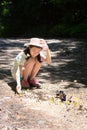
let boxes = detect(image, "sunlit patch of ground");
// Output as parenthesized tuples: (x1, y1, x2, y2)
(0, 38, 87, 130)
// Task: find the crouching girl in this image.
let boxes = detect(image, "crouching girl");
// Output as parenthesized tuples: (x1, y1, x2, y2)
(11, 38, 51, 93)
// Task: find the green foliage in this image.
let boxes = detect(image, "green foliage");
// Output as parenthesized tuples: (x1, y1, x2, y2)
(0, 0, 12, 37)
(0, 23, 4, 37)
(70, 21, 87, 37)
(49, 20, 87, 38)
(0, 1, 12, 16)
(0, 0, 87, 38)
(49, 24, 71, 37)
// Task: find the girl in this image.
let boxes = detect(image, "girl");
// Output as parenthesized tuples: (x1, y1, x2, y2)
(11, 38, 51, 93)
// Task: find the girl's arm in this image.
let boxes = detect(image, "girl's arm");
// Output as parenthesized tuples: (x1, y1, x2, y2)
(15, 65, 21, 93)
(41, 45, 51, 64)
(45, 46, 51, 64)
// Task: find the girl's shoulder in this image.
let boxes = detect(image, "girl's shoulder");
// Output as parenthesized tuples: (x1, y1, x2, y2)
(15, 51, 27, 64)
(16, 51, 26, 59)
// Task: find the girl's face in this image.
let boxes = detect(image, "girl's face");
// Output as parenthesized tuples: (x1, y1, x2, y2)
(30, 46, 42, 58)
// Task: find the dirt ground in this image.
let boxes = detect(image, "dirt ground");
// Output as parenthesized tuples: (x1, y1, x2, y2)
(0, 38, 87, 130)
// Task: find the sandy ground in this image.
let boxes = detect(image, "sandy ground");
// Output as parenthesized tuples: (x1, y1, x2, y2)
(0, 38, 87, 130)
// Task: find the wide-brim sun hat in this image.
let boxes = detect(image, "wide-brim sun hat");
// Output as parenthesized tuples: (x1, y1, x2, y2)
(24, 38, 46, 48)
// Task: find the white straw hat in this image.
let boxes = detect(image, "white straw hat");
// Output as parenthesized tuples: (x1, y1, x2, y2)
(24, 38, 46, 48)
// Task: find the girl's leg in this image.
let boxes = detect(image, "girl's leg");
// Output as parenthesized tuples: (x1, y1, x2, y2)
(23, 57, 41, 81)
(30, 60, 41, 80)
(29, 60, 42, 88)
(19, 65, 29, 88)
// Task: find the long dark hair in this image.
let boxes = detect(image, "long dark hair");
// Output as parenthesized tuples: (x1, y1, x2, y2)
(23, 46, 42, 62)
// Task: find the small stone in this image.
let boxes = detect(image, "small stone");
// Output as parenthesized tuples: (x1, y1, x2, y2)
(74, 80, 77, 83)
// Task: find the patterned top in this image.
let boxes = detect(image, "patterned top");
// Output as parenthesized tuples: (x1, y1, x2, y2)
(15, 51, 27, 65)
(11, 50, 46, 79)
(11, 51, 27, 79)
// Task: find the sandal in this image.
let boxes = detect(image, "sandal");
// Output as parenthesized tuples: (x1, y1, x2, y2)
(29, 78, 41, 88)
(21, 79, 30, 88)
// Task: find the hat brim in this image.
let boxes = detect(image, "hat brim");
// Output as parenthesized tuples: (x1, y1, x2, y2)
(29, 43, 43, 48)
(24, 43, 43, 48)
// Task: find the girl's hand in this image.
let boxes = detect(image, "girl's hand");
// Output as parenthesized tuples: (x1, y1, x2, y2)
(16, 85, 21, 94)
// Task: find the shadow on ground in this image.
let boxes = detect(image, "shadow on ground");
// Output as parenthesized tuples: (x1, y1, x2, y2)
(0, 38, 87, 91)
(39, 39, 87, 87)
